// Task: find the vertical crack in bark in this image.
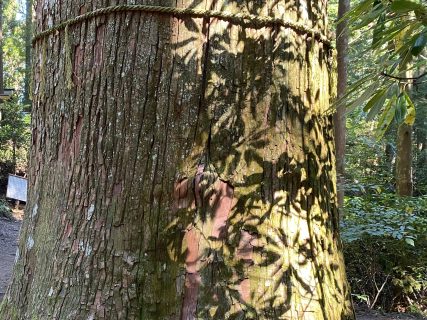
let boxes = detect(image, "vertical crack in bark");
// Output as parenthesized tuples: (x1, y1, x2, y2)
(1, 1, 355, 319)
(179, 164, 234, 319)
(236, 230, 255, 303)
(192, 17, 211, 145)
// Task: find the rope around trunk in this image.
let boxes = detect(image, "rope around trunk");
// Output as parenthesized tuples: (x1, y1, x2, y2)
(32, 4, 332, 46)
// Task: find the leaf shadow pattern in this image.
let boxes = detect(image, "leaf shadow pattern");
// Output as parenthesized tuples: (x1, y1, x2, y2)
(152, 0, 354, 318)
(2, 0, 354, 319)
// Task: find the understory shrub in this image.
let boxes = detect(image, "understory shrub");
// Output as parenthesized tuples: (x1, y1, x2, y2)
(0, 198, 13, 220)
(341, 194, 427, 314)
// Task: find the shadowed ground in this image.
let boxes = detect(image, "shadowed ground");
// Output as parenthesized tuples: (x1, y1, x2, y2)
(0, 217, 21, 301)
(356, 305, 426, 320)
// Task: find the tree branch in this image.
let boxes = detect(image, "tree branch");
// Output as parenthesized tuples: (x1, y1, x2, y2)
(370, 274, 390, 310)
(380, 71, 427, 82)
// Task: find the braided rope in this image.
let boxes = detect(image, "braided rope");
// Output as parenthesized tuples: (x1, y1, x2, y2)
(32, 4, 331, 46)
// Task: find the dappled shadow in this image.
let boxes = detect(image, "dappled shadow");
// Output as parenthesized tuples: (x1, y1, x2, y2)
(148, 0, 353, 317)
(2, 0, 353, 319)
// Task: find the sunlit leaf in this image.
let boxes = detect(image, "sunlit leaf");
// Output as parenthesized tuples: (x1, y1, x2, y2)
(376, 95, 397, 139)
(340, 0, 375, 25)
(411, 29, 427, 55)
(405, 238, 415, 246)
(394, 93, 407, 123)
(403, 91, 416, 125)
(347, 81, 379, 112)
(363, 87, 387, 115)
(372, 13, 386, 48)
(390, 0, 425, 14)
(357, 3, 385, 30)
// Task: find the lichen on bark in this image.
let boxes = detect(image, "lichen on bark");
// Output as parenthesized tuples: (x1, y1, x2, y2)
(1, 0, 354, 319)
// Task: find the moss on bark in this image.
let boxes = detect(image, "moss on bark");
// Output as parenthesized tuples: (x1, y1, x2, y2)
(0, 0, 354, 319)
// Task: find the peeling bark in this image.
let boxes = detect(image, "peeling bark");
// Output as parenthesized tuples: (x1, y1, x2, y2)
(0, 0, 355, 319)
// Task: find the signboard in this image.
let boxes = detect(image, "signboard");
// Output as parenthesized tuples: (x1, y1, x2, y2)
(6, 175, 28, 202)
(0, 88, 15, 102)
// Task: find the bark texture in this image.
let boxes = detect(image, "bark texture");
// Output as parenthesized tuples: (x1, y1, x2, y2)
(396, 123, 413, 196)
(0, 0, 354, 319)
(396, 69, 413, 197)
(333, 0, 349, 211)
(23, 0, 33, 106)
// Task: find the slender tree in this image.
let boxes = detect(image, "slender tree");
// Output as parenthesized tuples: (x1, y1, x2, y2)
(23, 0, 32, 106)
(396, 69, 414, 197)
(0, 1, 355, 319)
(0, 0, 4, 95)
(334, 0, 350, 210)
(414, 98, 427, 194)
(396, 122, 413, 196)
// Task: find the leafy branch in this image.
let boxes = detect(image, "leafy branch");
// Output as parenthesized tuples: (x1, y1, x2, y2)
(338, 0, 427, 138)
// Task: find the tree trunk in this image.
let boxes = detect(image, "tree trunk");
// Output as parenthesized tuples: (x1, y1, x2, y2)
(12, 139, 16, 171)
(0, 0, 4, 95)
(396, 68, 413, 197)
(414, 66, 427, 195)
(396, 123, 413, 196)
(415, 118, 427, 194)
(0, 1, 355, 319)
(23, 0, 32, 106)
(334, 0, 350, 212)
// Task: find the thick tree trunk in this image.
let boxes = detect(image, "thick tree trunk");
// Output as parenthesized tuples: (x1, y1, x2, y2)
(0, 0, 354, 319)
(334, 0, 349, 212)
(23, 0, 32, 106)
(396, 123, 413, 196)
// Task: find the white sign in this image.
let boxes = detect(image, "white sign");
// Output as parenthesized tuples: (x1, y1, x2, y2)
(6, 175, 28, 202)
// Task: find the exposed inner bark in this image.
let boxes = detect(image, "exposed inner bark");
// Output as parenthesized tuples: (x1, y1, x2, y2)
(0, 0, 355, 319)
(177, 165, 235, 319)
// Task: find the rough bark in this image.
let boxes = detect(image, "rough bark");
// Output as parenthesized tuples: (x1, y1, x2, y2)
(23, 0, 32, 106)
(396, 123, 413, 196)
(0, 0, 355, 319)
(334, 0, 349, 212)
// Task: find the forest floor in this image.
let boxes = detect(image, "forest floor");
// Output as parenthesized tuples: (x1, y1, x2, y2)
(0, 206, 23, 301)
(0, 212, 425, 319)
(356, 306, 426, 320)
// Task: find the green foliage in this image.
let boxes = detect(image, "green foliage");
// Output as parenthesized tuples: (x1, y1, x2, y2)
(0, 198, 11, 214)
(0, 97, 31, 167)
(344, 91, 427, 196)
(340, 0, 427, 137)
(0, 198, 13, 219)
(342, 193, 427, 313)
(342, 81, 427, 313)
(412, 87, 427, 195)
(345, 110, 396, 193)
(342, 194, 427, 243)
(344, 235, 427, 313)
(2, 0, 25, 94)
